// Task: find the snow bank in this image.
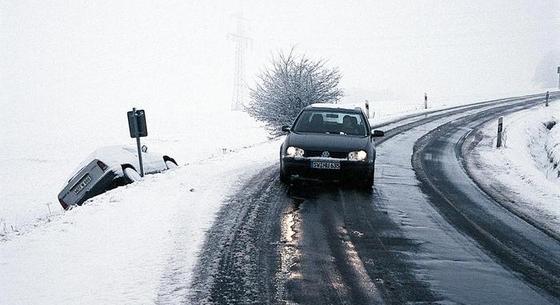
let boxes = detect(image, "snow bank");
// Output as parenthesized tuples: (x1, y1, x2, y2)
(466, 99, 560, 234)
(0, 110, 268, 241)
(0, 137, 281, 305)
(1, 103, 278, 305)
(545, 120, 560, 178)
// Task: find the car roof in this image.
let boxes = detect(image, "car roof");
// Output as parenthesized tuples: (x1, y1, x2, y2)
(306, 103, 363, 112)
(65, 145, 165, 182)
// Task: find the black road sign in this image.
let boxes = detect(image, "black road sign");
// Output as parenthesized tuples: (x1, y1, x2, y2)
(127, 108, 147, 177)
(127, 109, 148, 138)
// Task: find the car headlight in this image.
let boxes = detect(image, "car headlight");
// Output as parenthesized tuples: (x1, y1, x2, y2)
(286, 146, 305, 158)
(348, 150, 367, 161)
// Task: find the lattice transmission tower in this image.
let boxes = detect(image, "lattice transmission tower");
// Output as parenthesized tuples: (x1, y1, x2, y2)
(228, 13, 250, 111)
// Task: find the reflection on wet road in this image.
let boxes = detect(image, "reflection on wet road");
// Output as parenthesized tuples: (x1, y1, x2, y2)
(282, 183, 385, 305)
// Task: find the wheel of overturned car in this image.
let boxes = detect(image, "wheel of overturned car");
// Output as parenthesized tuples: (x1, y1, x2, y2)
(165, 160, 178, 169)
(124, 167, 141, 183)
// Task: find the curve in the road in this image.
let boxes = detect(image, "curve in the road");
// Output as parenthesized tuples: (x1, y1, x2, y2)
(460, 98, 560, 242)
(412, 99, 560, 299)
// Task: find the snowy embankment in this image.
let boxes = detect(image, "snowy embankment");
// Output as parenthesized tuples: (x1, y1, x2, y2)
(465, 99, 560, 235)
(545, 120, 560, 178)
(0, 134, 281, 305)
(0, 109, 276, 304)
(0, 110, 269, 240)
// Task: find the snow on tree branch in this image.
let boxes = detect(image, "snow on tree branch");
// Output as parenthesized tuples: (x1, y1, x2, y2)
(246, 50, 343, 136)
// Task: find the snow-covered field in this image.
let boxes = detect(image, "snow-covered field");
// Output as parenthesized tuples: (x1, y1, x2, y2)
(466, 98, 560, 235)
(0, 131, 281, 305)
(0, 110, 269, 240)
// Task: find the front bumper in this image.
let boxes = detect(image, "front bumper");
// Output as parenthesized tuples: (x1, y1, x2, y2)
(282, 156, 373, 181)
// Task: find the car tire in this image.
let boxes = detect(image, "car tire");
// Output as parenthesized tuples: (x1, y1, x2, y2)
(124, 167, 141, 183)
(280, 169, 290, 184)
(165, 160, 178, 169)
(280, 161, 290, 184)
(360, 169, 374, 190)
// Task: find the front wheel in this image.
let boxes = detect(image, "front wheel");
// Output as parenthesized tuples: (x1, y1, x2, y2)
(360, 169, 375, 190)
(280, 169, 290, 184)
(165, 160, 178, 169)
(124, 167, 141, 183)
(280, 163, 289, 184)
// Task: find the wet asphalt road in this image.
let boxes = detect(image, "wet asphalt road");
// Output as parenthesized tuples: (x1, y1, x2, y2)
(189, 94, 560, 305)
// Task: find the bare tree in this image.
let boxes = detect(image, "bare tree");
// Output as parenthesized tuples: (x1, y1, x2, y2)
(246, 50, 343, 135)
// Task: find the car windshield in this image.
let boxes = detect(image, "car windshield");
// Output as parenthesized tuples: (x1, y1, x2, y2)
(293, 109, 367, 136)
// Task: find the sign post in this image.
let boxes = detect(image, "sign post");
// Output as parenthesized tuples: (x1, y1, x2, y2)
(127, 108, 148, 177)
(497, 117, 503, 148)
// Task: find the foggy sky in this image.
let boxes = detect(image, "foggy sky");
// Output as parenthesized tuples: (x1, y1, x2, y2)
(1, 0, 559, 117)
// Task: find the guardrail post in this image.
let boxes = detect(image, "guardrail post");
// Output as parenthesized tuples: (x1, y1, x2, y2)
(557, 66, 560, 89)
(497, 117, 503, 148)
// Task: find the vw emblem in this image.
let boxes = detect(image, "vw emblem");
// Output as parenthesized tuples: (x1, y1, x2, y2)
(321, 151, 330, 158)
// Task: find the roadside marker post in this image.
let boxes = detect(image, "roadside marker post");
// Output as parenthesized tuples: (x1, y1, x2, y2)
(365, 100, 370, 118)
(424, 93, 428, 110)
(557, 66, 560, 89)
(127, 108, 148, 177)
(546, 91, 550, 107)
(497, 117, 503, 148)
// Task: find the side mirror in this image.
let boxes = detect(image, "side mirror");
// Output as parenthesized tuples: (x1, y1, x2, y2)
(371, 130, 384, 137)
(281, 125, 291, 132)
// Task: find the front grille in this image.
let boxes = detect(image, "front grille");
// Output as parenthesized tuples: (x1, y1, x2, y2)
(305, 150, 348, 159)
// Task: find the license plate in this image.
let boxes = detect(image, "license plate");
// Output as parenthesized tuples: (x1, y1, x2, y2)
(73, 174, 92, 194)
(311, 161, 340, 170)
